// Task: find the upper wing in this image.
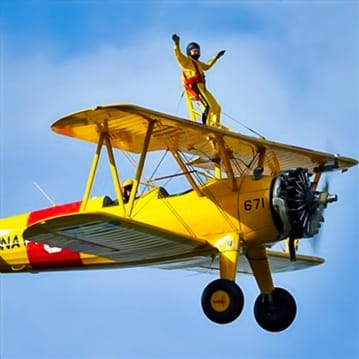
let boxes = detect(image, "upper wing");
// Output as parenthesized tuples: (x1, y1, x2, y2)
(52, 104, 357, 174)
(23, 213, 215, 266)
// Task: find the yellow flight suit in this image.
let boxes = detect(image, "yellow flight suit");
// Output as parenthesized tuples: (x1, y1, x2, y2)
(173, 43, 221, 126)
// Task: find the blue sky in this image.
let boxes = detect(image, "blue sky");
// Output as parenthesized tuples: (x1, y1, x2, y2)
(0, 1, 358, 358)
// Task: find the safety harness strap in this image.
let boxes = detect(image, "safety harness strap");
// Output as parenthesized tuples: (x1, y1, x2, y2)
(183, 60, 205, 100)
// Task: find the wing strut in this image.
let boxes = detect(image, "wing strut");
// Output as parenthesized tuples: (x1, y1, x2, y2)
(104, 134, 125, 214)
(80, 127, 126, 215)
(128, 120, 155, 215)
(80, 132, 104, 212)
(216, 135, 237, 191)
(171, 149, 203, 197)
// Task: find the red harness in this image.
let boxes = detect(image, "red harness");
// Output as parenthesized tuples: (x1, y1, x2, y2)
(182, 60, 205, 100)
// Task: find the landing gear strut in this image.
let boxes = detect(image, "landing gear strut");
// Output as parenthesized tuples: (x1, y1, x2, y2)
(254, 287, 297, 332)
(201, 279, 244, 324)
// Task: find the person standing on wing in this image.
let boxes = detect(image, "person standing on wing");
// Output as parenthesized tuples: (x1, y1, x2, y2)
(172, 34, 225, 127)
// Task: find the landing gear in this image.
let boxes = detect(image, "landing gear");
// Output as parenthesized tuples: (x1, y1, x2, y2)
(254, 287, 297, 332)
(201, 279, 244, 324)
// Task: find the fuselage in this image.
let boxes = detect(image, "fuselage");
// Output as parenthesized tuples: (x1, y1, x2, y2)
(0, 176, 281, 273)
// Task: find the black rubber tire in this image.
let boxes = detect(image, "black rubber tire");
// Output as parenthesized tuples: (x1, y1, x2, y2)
(201, 279, 244, 324)
(254, 287, 297, 332)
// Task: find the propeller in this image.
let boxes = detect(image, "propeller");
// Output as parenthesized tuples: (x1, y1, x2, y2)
(310, 177, 337, 252)
(294, 176, 338, 260)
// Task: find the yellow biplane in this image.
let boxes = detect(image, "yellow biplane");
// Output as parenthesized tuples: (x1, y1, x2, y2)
(0, 104, 357, 332)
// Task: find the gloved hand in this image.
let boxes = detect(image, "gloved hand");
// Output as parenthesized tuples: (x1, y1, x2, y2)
(172, 34, 180, 45)
(216, 50, 226, 59)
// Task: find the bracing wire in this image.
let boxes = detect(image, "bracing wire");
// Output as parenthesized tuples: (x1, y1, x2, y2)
(175, 91, 185, 116)
(222, 111, 266, 140)
(147, 150, 169, 185)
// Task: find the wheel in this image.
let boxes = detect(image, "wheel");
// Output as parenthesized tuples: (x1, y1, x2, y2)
(254, 287, 297, 332)
(201, 279, 244, 324)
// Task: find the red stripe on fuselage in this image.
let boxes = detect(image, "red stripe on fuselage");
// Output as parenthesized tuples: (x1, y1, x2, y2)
(27, 201, 82, 226)
(26, 201, 83, 270)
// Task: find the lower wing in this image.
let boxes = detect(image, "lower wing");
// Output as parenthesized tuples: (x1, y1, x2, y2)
(23, 213, 324, 273)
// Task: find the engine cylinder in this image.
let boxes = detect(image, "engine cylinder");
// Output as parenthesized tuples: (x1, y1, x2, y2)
(271, 168, 325, 239)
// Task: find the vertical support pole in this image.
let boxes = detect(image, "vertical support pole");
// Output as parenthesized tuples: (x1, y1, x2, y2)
(128, 121, 155, 216)
(80, 133, 104, 212)
(104, 134, 126, 216)
(216, 136, 237, 191)
(184, 92, 205, 123)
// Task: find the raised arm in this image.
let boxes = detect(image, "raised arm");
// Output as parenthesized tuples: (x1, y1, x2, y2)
(201, 50, 226, 70)
(172, 34, 189, 68)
